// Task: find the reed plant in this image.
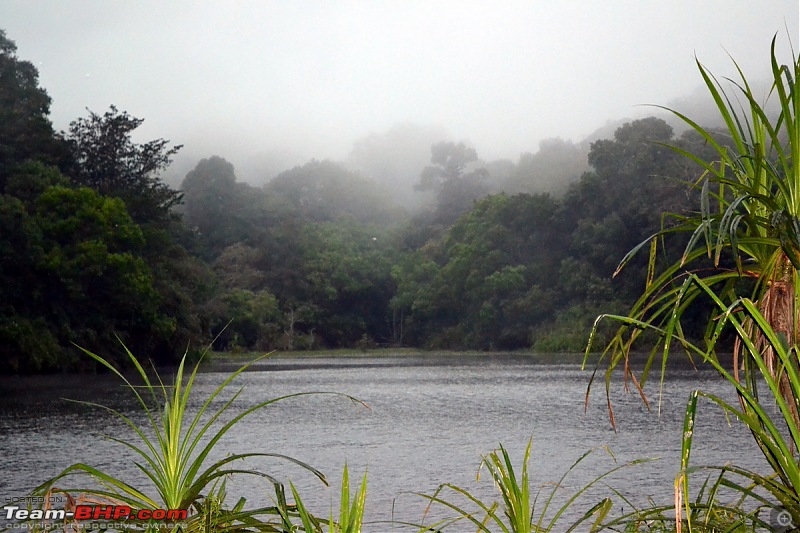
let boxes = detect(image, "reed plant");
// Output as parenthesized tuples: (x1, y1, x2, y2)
(590, 275, 800, 532)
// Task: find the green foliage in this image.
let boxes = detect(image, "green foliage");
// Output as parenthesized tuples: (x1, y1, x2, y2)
(586, 35, 800, 532)
(586, 36, 799, 423)
(285, 465, 368, 533)
(415, 141, 490, 226)
(391, 115, 706, 352)
(0, 163, 174, 371)
(560, 117, 702, 304)
(34, 186, 159, 337)
(32, 346, 365, 531)
(178, 156, 403, 351)
(2, 22, 774, 368)
(675, 299, 800, 530)
(0, 31, 212, 372)
(416, 141, 480, 190)
(532, 303, 626, 353)
(210, 288, 282, 351)
(0, 30, 66, 182)
(212, 242, 267, 290)
(287, 222, 396, 347)
(267, 159, 402, 225)
(502, 138, 589, 196)
(63, 105, 183, 227)
(415, 439, 644, 533)
(180, 156, 275, 259)
(0, 316, 61, 372)
(593, 277, 798, 532)
(393, 193, 565, 349)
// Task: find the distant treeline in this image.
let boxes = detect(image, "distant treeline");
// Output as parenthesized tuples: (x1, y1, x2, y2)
(0, 29, 721, 373)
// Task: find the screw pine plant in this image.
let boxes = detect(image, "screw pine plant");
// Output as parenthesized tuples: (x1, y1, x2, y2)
(585, 34, 800, 532)
(413, 439, 649, 533)
(673, 282, 800, 532)
(31, 344, 365, 531)
(285, 465, 368, 533)
(586, 35, 799, 425)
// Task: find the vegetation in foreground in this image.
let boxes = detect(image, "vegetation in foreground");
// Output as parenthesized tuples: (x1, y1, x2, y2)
(28, 344, 368, 532)
(588, 34, 800, 532)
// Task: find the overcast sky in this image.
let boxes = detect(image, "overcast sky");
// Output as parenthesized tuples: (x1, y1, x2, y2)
(2, 1, 798, 182)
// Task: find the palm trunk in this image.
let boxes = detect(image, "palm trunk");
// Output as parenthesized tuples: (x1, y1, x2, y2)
(734, 254, 800, 436)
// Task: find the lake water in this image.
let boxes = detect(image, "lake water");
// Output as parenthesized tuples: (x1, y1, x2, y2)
(0, 354, 772, 529)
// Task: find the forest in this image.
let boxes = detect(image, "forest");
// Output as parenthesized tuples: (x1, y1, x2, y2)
(0, 28, 722, 373)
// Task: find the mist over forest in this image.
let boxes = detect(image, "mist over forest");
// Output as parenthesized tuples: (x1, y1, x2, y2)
(0, 0, 796, 374)
(1, 20, 750, 374)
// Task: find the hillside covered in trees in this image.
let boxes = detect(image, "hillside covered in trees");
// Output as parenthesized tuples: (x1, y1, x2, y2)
(0, 29, 721, 373)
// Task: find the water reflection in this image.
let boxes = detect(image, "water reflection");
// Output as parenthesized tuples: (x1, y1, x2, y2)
(0, 355, 768, 526)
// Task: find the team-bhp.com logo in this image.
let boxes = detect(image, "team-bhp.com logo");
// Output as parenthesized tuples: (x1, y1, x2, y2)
(4, 504, 187, 521)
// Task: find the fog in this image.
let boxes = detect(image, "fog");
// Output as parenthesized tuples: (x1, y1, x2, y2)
(1, 1, 797, 185)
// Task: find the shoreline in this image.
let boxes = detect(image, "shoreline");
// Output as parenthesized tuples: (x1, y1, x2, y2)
(202, 348, 721, 373)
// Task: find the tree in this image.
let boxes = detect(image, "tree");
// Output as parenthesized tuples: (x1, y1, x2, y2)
(346, 122, 448, 210)
(64, 105, 183, 226)
(182, 156, 238, 226)
(181, 156, 248, 256)
(63, 108, 214, 361)
(393, 193, 565, 349)
(415, 141, 489, 226)
(208, 288, 282, 351)
(0, 30, 65, 184)
(390, 251, 442, 346)
(0, 31, 210, 372)
(502, 138, 589, 195)
(213, 243, 268, 291)
(415, 141, 480, 191)
(557, 117, 697, 299)
(0, 164, 167, 372)
(266, 159, 401, 225)
(580, 38, 800, 529)
(266, 221, 396, 347)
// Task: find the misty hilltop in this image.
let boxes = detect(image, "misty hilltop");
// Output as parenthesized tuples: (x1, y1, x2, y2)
(0, 1, 797, 372)
(1, 2, 794, 181)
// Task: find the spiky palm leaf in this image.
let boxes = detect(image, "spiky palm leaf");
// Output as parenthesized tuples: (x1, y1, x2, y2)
(30, 345, 366, 532)
(586, 35, 800, 431)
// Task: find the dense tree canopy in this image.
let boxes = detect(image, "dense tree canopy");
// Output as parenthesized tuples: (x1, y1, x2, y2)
(0, 163, 167, 371)
(392, 193, 563, 348)
(391, 117, 709, 351)
(0, 32, 208, 372)
(267, 159, 403, 225)
(502, 138, 589, 195)
(415, 141, 489, 226)
(0, 30, 66, 183)
(64, 106, 183, 226)
(0, 26, 727, 373)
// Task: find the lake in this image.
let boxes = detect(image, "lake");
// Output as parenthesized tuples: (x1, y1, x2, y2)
(0, 354, 771, 529)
